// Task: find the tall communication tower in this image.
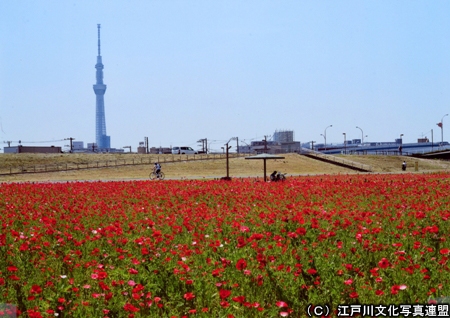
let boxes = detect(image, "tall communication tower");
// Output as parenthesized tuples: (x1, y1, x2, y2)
(93, 24, 110, 150)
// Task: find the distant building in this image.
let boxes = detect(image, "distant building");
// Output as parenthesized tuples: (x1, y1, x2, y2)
(280, 141, 300, 153)
(78, 142, 123, 153)
(273, 130, 294, 143)
(72, 141, 84, 150)
(251, 140, 282, 154)
(239, 130, 300, 154)
(87, 143, 98, 152)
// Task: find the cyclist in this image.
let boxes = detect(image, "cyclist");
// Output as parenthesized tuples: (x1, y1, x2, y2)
(154, 162, 162, 177)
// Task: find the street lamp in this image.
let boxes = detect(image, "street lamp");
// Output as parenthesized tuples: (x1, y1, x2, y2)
(356, 126, 364, 144)
(323, 125, 332, 150)
(438, 114, 448, 145)
(399, 134, 404, 155)
(343, 133, 346, 154)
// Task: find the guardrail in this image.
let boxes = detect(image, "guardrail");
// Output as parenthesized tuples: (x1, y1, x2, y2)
(301, 148, 373, 172)
(0, 153, 249, 176)
(346, 150, 414, 156)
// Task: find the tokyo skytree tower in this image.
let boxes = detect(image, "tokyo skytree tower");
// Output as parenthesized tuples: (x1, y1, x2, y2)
(93, 24, 110, 150)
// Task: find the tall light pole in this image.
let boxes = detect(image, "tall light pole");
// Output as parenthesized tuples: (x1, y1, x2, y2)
(343, 133, 346, 154)
(323, 125, 332, 150)
(399, 134, 404, 155)
(356, 126, 364, 144)
(438, 114, 448, 145)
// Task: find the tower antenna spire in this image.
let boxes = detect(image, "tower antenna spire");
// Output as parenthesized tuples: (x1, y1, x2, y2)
(97, 24, 101, 56)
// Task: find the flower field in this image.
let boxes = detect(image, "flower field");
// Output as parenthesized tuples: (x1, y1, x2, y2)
(1, 173, 450, 317)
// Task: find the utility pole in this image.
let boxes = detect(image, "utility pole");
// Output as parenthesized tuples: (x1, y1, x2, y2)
(343, 133, 346, 154)
(226, 144, 232, 178)
(236, 137, 239, 154)
(225, 137, 237, 179)
(197, 138, 208, 153)
(64, 137, 75, 153)
(431, 129, 434, 151)
(145, 137, 149, 154)
(263, 135, 269, 153)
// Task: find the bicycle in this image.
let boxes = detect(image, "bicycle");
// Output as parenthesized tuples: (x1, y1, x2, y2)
(270, 172, 287, 182)
(149, 170, 165, 180)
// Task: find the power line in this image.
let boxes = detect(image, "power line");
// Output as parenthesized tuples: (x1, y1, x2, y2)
(3, 139, 65, 144)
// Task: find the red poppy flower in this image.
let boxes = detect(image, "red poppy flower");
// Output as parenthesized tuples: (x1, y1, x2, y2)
(123, 303, 140, 313)
(296, 227, 307, 235)
(276, 301, 288, 308)
(236, 258, 247, 271)
(349, 292, 358, 298)
(391, 284, 407, 295)
(219, 289, 231, 299)
(184, 292, 195, 301)
(378, 258, 390, 269)
(220, 301, 230, 308)
(232, 296, 246, 303)
(307, 268, 317, 275)
(30, 285, 42, 294)
(344, 279, 353, 285)
(440, 248, 450, 255)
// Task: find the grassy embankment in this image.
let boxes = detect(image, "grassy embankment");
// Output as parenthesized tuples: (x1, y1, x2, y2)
(0, 153, 449, 182)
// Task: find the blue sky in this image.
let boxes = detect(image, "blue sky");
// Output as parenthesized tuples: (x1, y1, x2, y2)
(1, 1, 450, 152)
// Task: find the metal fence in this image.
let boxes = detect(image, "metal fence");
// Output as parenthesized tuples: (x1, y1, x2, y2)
(0, 153, 248, 176)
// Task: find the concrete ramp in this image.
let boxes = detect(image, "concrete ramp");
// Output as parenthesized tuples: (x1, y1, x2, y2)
(301, 149, 373, 172)
(411, 150, 450, 160)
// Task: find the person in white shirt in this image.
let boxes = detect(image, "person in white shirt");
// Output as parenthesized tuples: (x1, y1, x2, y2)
(154, 162, 161, 175)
